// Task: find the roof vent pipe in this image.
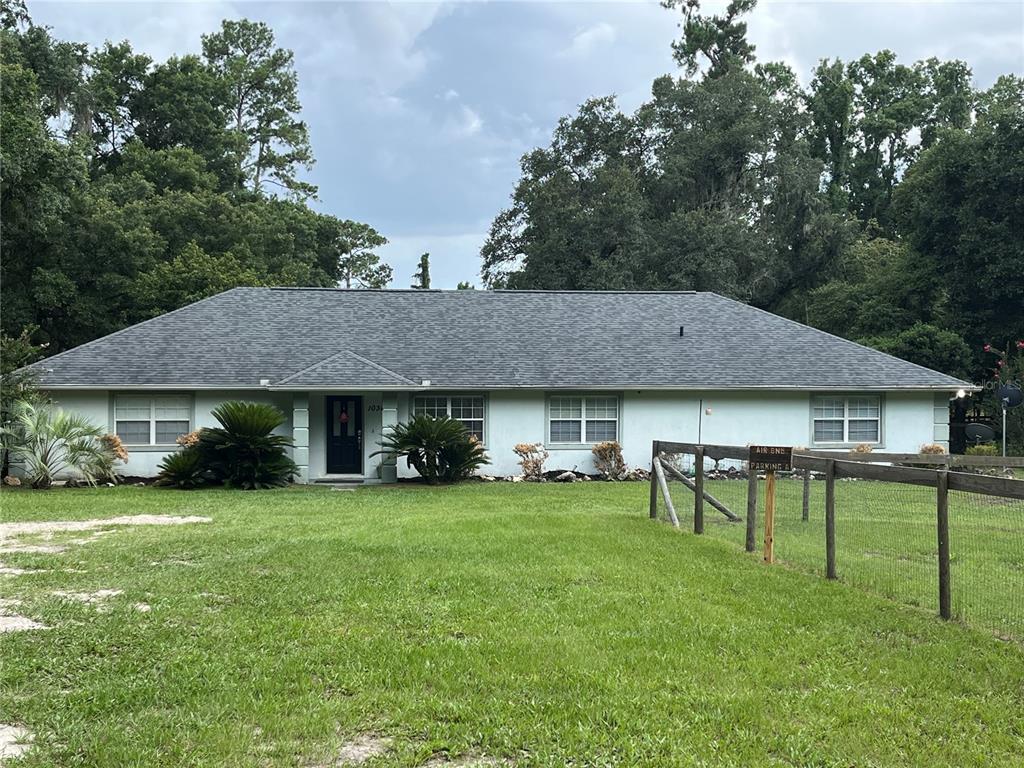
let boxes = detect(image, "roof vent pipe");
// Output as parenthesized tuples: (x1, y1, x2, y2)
(679, 326, 684, 338)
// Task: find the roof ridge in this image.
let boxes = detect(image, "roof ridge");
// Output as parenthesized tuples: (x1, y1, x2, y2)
(264, 287, 700, 295)
(704, 292, 970, 387)
(274, 349, 416, 386)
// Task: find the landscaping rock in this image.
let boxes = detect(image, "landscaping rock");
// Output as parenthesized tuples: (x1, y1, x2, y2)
(0, 724, 32, 761)
(0, 601, 48, 634)
(554, 471, 578, 483)
(0, 615, 48, 633)
(1, 476, 20, 487)
(52, 589, 123, 605)
(332, 733, 392, 765)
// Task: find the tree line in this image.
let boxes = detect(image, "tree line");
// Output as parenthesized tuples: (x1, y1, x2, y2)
(481, 0, 1023, 381)
(2, 0, 1021, 388)
(0, 0, 392, 354)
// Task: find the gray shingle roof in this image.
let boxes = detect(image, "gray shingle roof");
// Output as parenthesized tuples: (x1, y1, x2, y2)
(26, 288, 969, 391)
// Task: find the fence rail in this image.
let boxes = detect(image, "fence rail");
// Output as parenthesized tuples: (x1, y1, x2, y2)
(649, 440, 1024, 640)
(653, 441, 1024, 499)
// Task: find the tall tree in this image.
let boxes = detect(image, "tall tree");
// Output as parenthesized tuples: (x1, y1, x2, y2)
(894, 75, 1024, 355)
(201, 19, 314, 198)
(411, 253, 431, 289)
(662, 0, 757, 77)
(0, 7, 388, 351)
(332, 221, 391, 289)
(86, 40, 151, 164)
(131, 54, 237, 189)
(806, 58, 854, 211)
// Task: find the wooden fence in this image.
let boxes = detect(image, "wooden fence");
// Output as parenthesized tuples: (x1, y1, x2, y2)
(649, 440, 1024, 623)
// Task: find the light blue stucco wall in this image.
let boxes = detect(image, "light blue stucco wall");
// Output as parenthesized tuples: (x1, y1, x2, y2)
(45, 389, 292, 478)
(41, 387, 950, 480)
(398, 389, 949, 477)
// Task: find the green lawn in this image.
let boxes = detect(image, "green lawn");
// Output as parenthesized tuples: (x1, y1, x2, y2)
(1, 483, 1023, 767)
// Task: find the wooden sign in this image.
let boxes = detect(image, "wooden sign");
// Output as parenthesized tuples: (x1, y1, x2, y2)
(749, 445, 793, 472)
(748, 445, 792, 565)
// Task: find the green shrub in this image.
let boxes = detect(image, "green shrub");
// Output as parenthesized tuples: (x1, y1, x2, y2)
(197, 401, 298, 489)
(966, 443, 999, 456)
(155, 447, 207, 489)
(1, 402, 120, 488)
(374, 414, 489, 484)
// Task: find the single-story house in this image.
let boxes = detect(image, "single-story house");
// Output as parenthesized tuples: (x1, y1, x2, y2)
(23, 288, 970, 482)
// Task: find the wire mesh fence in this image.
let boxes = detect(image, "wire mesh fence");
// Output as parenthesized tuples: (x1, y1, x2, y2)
(651, 442, 1024, 642)
(949, 490, 1024, 640)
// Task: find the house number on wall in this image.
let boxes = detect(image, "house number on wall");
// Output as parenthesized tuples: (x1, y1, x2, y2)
(368, 404, 382, 412)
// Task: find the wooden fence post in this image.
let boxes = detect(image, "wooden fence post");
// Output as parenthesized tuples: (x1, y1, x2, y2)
(649, 441, 660, 519)
(802, 468, 811, 522)
(825, 459, 836, 580)
(763, 470, 776, 564)
(937, 470, 952, 620)
(652, 456, 680, 528)
(694, 446, 705, 535)
(745, 468, 757, 553)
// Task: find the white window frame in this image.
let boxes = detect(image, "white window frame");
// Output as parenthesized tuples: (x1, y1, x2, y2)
(546, 394, 620, 447)
(811, 394, 883, 447)
(113, 394, 193, 447)
(412, 394, 486, 443)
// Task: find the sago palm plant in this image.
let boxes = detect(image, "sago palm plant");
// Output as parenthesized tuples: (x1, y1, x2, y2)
(154, 447, 208, 489)
(2, 402, 113, 488)
(373, 414, 489, 484)
(197, 401, 297, 489)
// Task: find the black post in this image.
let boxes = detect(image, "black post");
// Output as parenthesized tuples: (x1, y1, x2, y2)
(802, 468, 811, 522)
(937, 470, 952, 620)
(825, 459, 836, 580)
(694, 446, 705, 534)
(745, 468, 757, 553)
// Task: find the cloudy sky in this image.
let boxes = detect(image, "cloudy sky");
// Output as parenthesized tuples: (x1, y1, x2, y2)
(32, 0, 1024, 287)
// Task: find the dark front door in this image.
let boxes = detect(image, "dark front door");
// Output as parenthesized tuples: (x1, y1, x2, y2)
(325, 396, 363, 474)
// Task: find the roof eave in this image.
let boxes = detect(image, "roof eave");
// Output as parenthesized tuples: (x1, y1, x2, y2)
(37, 382, 976, 392)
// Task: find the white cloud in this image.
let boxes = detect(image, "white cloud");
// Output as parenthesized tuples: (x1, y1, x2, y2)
(562, 21, 617, 58)
(297, 2, 449, 96)
(447, 104, 484, 138)
(30, 0, 238, 61)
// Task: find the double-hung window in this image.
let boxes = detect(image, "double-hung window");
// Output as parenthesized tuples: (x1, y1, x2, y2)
(412, 395, 485, 442)
(812, 395, 881, 445)
(114, 395, 192, 446)
(548, 395, 619, 444)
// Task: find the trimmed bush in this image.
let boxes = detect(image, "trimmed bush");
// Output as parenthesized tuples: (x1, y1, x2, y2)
(374, 414, 489, 484)
(592, 441, 627, 480)
(513, 442, 548, 481)
(155, 447, 207, 489)
(966, 443, 999, 456)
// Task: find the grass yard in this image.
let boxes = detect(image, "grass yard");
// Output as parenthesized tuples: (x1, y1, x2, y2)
(666, 476, 1024, 640)
(1, 483, 1023, 767)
